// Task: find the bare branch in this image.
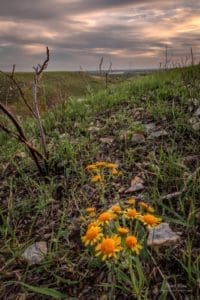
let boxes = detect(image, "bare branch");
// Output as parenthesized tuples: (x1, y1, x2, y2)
(0, 69, 36, 117)
(190, 47, 194, 66)
(0, 103, 44, 174)
(107, 61, 112, 74)
(99, 57, 104, 75)
(0, 102, 26, 139)
(34, 46, 50, 82)
(32, 47, 50, 159)
(0, 121, 44, 159)
(11, 64, 15, 79)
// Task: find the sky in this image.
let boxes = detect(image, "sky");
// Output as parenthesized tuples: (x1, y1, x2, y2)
(0, 0, 200, 71)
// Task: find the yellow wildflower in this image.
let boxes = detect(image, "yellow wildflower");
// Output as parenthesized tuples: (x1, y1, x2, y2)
(106, 163, 118, 169)
(111, 169, 122, 176)
(86, 164, 97, 171)
(117, 227, 129, 235)
(98, 211, 115, 224)
(126, 235, 142, 254)
(95, 235, 122, 260)
(91, 175, 102, 183)
(81, 226, 103, 246)
(125, 208, 139, 219)
(89, 212, 96, 217)
(110, 204, 122, 214)
(139, 202, 155, 213)
(87, 221, 99, 228)
(127, 198, 136, 205)
(85, 207, 96, 213)
(139, 214, 161, 229)
(95, 161, 107, 168)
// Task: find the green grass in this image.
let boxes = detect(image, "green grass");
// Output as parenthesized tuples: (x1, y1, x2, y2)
(0, 66, 200, 299)
(0, 71, 106, 116)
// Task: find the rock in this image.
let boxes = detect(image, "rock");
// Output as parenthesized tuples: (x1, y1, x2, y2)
(88, 126, 101, 132)
(15, 151, 26, 159)
(143, 123, 156, 133)
(125, 176, 145, 193)
(147, 223, 181, 247)
(194, 107, 200, 117)
(148, 130, 168, 139)
(192, 122, 200, 130)
(187, 98, 199, 112)
(189, 117, 200, 130)
(189, 117, 197, 124)
(131, 133, 145, 144)
(100, 137, 114, 145)
(59, 133, 68, 139)
(118, 186, 126, 193)
(188, 98, 199, 106)
(21, 241, 47, 265)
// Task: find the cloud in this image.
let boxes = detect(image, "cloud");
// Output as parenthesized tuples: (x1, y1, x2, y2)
(0, 0, 199, 70)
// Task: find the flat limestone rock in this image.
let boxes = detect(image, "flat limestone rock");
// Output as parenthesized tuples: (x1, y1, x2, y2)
(88, 126, 101, 132)
(147, 223, 180, 247)
(125, 176, 145, 193)
(148, 130, 168, 139)
(143, 123, 156, 133)
(100, 137, 114, 145)
(21, 241, 47, 265)
(194, 107, 200, 117)
(189, 117, 200, 130)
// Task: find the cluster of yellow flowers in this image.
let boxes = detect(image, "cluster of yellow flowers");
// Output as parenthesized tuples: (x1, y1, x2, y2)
(85, 161, 122, 183)
(81, 198, 161, 261)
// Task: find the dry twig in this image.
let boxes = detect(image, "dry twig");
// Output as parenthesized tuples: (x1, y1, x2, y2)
(32, 46, 49, 159)
(0, 103, 44, 174)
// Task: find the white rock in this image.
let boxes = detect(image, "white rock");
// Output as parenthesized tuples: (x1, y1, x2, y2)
(125, 176, 145, 193)
(21, 241, 47, 265)
(147, 223, 180, 247)
(88, 126, 101, 132)
(192, 122, 200, 130)
(148, 130, 168, 139)
(100, 137, 114, 144)
(143, 123, 156, 133)
(194, 107, 200, 117)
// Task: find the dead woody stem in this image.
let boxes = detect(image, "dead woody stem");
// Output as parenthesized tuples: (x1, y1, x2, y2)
(0, 47, 50, 174)
(0, 103, 44, 174)
(33, 46, 50, 159)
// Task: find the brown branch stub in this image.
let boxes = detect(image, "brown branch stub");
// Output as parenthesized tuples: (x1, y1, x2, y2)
(0, 103, 26, 139)
(33, 46, 50, 82)
(0, 103, 45, 174)
(11, 64, 15, 79)
(99, 57, 104, 75)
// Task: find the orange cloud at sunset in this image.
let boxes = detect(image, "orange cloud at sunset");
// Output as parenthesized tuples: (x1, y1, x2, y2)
(0, 0, 199, 70)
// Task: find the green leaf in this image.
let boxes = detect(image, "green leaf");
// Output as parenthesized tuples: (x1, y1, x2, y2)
(17, 282, 66, 299)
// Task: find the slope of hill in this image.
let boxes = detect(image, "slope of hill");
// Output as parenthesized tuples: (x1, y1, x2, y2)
(0, 66, 199, 299)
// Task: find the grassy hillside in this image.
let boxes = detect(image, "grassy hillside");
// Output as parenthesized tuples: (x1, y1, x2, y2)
(0, 71, 106, 115)
(0, 66, 200, 299)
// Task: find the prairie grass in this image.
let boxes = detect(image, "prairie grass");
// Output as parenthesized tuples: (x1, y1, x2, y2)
(0, 66, 199, 299)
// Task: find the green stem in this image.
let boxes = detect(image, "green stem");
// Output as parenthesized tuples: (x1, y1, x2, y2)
(128, 256, 141, 300)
